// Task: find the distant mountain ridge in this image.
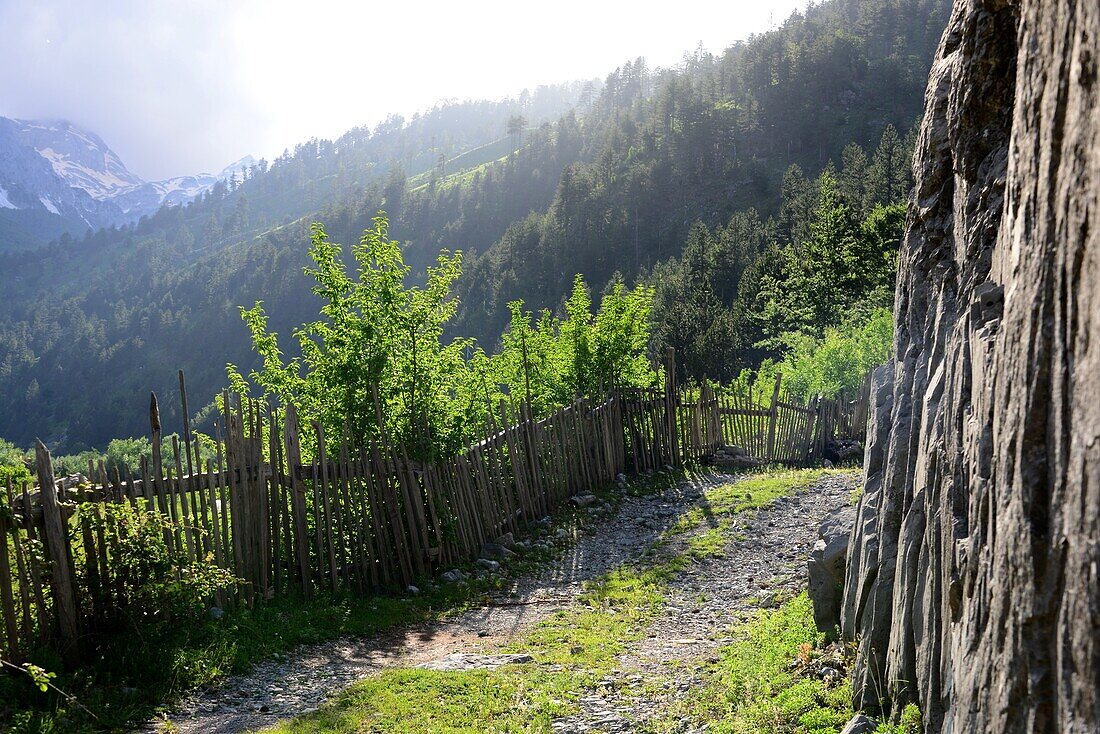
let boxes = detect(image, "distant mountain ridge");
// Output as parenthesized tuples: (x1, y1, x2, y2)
(0, 116, 251, 248)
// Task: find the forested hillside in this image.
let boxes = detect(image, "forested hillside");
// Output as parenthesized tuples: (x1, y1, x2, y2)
(0, 0, 950, 452)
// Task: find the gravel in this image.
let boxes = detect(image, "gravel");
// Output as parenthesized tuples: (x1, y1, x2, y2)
(547, 471, 856, 734)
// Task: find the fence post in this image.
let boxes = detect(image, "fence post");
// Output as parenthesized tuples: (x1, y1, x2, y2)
(765, 372, 783, 462)
(663, 348, 680, 466)
(34, 440, 80, 667)
(283, 404, 313, 598)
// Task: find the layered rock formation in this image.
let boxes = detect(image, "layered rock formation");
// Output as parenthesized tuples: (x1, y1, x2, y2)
(841, 0, 1099, 732)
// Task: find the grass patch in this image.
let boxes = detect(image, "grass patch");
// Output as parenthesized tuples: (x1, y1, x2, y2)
(667, 468, 826, 537)
(668, 592, 854, 734)
(875, 704, 922, 733)
(266, 667, 574, 734)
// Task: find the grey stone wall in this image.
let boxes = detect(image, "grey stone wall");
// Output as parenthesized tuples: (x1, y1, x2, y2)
(840, 1, 1100, 731)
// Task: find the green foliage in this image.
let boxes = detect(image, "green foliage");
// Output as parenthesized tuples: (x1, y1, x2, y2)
(0, 438, 30, 488)
(233, 216, 654, 457)
(678, 593, 854, 733)
(19, 664, 55, 694)
(492, 275, 656, 417)
(877, 704, 923, 734)
(50, 433, 216, 479)
(79, 502, 236, 627)
(231, 216, 471, 457)
(747, 308, 895, 402)
(741, 173, 903, 353)
(653, 125, 908, 383)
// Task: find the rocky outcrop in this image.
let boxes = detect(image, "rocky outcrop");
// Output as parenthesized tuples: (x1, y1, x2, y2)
(841, 1, 1100, 732)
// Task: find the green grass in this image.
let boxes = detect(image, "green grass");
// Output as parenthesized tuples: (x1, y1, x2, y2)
(874, 704, 922, 734)
(665, 593, 854, 734)
(266, 667, 574, 734)
(265, 467, 828, 733)
(667, 468, 826, 536)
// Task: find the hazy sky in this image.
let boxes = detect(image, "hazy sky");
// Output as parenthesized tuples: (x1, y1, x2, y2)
(0, 0, 811, 181)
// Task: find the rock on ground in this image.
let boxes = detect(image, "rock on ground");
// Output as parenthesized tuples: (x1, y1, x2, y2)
(808, 504, 854, 632)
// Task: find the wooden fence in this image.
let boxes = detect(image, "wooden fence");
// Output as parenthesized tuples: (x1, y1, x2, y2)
(0, 353, 870, 668)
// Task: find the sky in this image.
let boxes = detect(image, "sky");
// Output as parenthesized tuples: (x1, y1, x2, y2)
(0, 0, 811, 181)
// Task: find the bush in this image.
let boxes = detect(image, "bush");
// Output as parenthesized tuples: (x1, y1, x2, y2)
(0, 438, 30, 489)
(80, 502, 236, 626)
(739, 308, 893, 403)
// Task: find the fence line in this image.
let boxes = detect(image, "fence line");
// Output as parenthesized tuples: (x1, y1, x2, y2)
(0, 351, 871, 668)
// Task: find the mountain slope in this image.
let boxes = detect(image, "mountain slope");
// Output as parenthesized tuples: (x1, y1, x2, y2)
(0, 117, 124, 243)
(0, 117, 255, 248)
(12, 118, 143, 199)
(0, 0, 949, 452)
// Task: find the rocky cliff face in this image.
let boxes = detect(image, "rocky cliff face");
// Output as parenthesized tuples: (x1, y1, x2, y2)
(841, 0, 1099, 732)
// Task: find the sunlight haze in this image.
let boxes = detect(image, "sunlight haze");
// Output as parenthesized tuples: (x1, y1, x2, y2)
(0, 0, 811, 179)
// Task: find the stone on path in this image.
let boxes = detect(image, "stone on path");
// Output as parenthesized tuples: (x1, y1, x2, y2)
(807, 505, 855, 633)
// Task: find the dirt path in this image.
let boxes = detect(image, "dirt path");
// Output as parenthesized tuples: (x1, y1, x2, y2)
(549, 471, 855, 733)
(155, 469, 855, 734)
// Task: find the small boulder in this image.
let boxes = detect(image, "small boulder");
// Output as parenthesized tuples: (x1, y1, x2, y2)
(808, 505, 856, 633)
(839, 714, 878, 734)
(476, 558, 500, 572)
(406, 585, 420, 595)
(571, 494, 598, 507)
(708, 444, 765, 469)
(441, 569, 466, 583)
(480, 541, 516, 560)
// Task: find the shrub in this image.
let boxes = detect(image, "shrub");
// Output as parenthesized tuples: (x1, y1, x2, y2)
(738, 308, 893, 403)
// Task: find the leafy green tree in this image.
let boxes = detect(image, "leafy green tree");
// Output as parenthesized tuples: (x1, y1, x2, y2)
(0, 437, 30, 488)
(746, 308, 894, 401)
(231, 214, 470, 457)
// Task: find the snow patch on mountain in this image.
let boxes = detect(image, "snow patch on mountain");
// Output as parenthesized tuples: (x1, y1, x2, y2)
(37, 145, 140, 199)
(38, 196, 60, 215)
(0, 116, 253, 229)
(15, 120, 143, 200)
